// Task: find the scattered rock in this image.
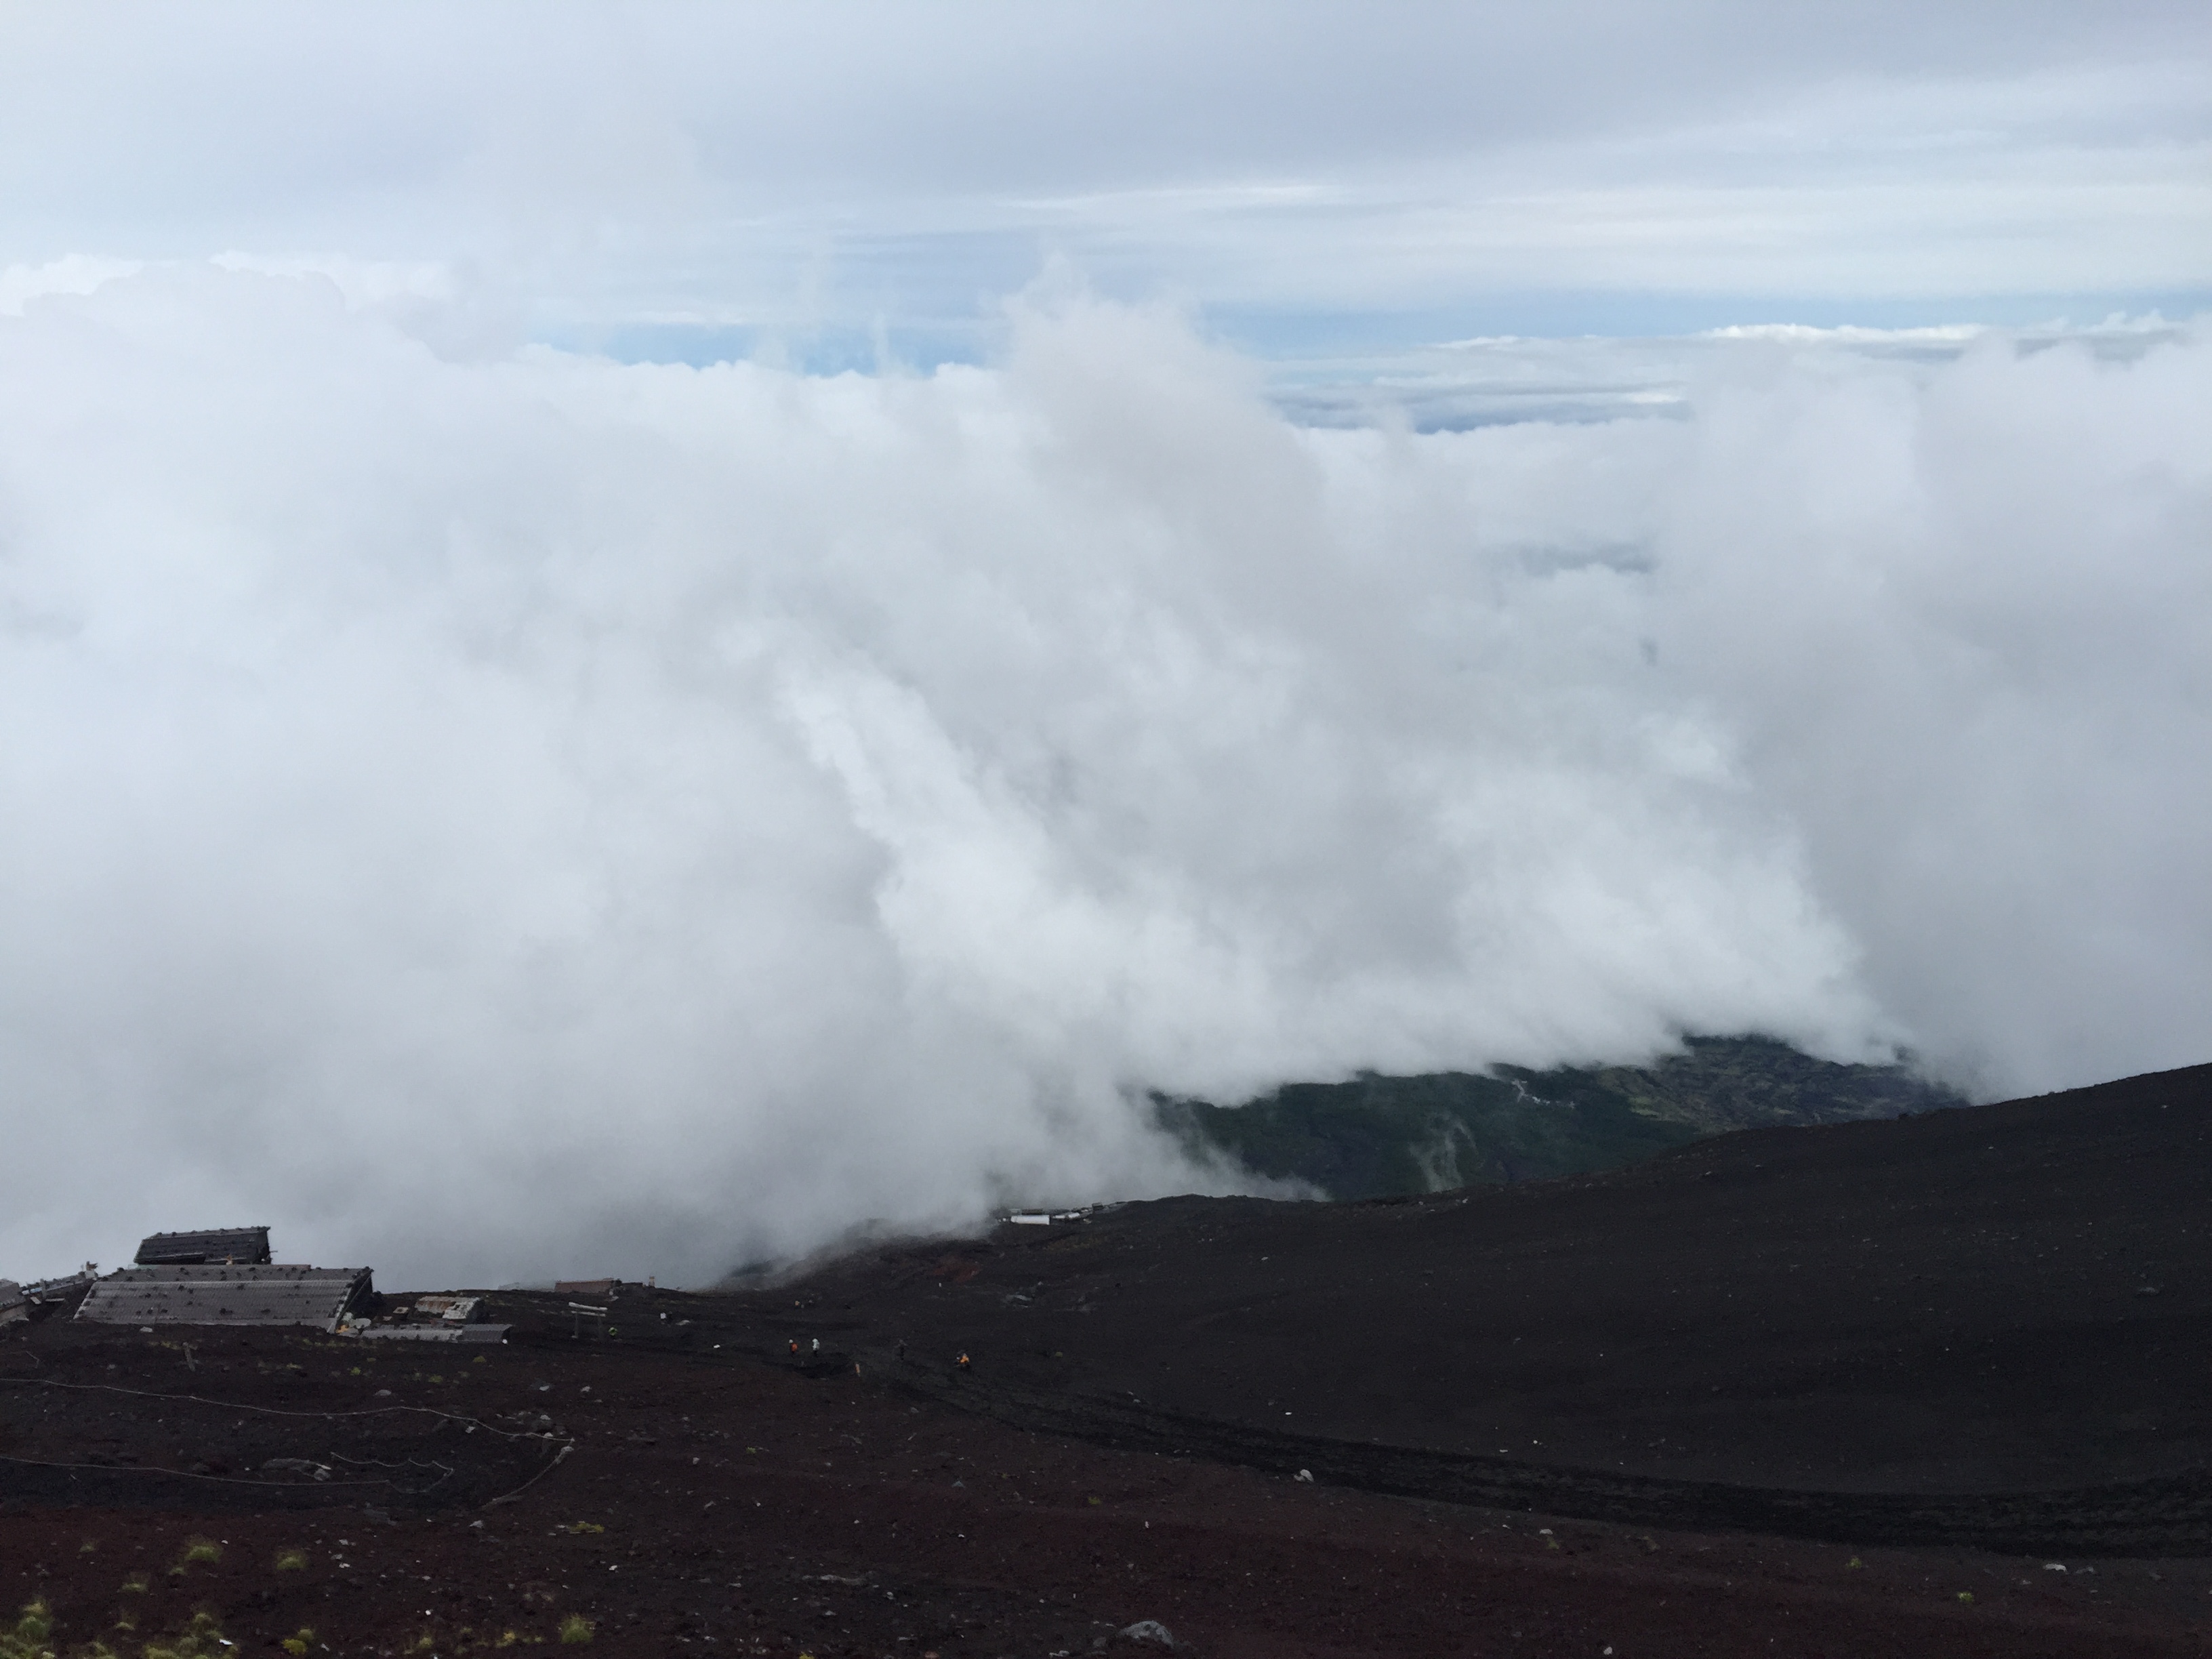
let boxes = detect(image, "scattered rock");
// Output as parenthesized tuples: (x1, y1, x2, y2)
(1111, 1619, 1179, 1649)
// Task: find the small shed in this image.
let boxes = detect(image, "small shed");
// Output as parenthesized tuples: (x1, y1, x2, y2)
(350, 1292, 508, 1344)
(135, 1227, 273, 1266)
(78, 1264, 371, 1331)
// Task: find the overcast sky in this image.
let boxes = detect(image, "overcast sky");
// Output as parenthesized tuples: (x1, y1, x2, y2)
(4, 1, 2207, 363)
(1, 5, 2207, 1284)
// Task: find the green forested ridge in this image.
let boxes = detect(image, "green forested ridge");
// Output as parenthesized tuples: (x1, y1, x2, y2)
(1155, 1036, 1965, 1200)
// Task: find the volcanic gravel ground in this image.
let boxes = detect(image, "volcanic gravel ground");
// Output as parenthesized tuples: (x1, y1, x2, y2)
(767, 1062, 2212, 1550)
(5, 1328, 2211, 1658)
(1, 1061, 2207, 1655)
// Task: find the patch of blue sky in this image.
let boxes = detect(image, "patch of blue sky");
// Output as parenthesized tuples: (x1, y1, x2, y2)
(1208, 289, 2212, 360)
(538, 319, 990, 378)
(543, 284, 2209, 435)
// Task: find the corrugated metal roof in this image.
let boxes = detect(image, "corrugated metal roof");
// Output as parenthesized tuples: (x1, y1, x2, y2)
(77, 1265, 370, 1329)
(134, 1227, 273, 1265)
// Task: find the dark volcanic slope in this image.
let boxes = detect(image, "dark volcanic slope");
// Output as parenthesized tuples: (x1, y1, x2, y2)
(773, 1063, 2212, 1549)
(13, 1322, 2212, 1659)
(4, 1067, 2210, 1656)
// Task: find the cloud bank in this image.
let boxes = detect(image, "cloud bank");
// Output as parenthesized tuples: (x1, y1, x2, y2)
(0, 269, 2205, 1284)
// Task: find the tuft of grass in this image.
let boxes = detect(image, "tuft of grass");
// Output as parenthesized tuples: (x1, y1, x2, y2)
(280, 1633, 313, 1659)
(558, 1614, 594, 1645)
(180, 1538, 222, 1565)
(274, 1550, 308, 1573)
(563, 1521, 603, 1535)
(1, 1599, 54, 1659)
(140, 1610, 228, 1659)
(120, 1575, 149, 1596)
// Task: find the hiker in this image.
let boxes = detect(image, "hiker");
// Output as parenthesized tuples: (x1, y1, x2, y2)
(957, 1351, 971, 1372)
(787, 1338, 798, 1357)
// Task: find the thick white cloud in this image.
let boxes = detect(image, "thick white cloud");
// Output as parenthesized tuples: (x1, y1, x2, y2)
(0, 268, 2203, 1284)
(1654, 328, 2212, 1089)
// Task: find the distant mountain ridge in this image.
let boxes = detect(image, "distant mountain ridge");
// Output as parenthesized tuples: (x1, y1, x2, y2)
(1156, 1035, 1965, 1200)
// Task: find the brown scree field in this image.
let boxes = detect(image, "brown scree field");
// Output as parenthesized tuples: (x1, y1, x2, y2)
(4, 1062, 2210, 1657)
